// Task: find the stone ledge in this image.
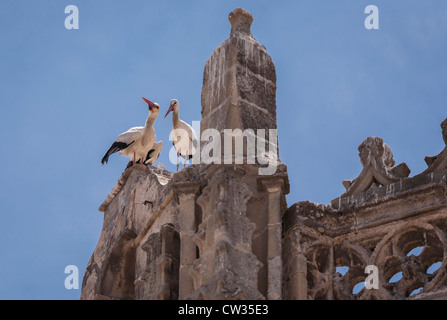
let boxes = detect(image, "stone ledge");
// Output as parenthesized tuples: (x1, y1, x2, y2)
(285, 181, 447, 239)
(99, 164, 173, 212)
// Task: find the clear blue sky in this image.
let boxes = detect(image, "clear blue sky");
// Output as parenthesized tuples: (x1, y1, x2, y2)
(0, 1, 446, 299)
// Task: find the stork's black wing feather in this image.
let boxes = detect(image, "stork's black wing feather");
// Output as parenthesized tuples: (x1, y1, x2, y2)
(144, 148, 157, 162)
(101, 141, 133, 165)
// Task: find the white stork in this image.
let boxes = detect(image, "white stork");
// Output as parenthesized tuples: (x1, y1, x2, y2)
(164, 99, 197, 171)
(101, 97, 162, 166)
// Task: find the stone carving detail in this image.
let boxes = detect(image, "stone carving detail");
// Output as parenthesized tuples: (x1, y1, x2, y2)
(135, 224, 180, 300)
(331, 222, 447, 300)
(423, 118, 447, 174)
(371, 223, 447, 299)
(342, 137, 410, 196)
(98, 229, 137, 300)
(332, 241, 370, 300)
(189, 166, 264, 300)
(283, 200, 447, 300)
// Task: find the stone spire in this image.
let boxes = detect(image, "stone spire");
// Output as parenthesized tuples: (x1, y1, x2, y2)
(200, 8, 278, 162)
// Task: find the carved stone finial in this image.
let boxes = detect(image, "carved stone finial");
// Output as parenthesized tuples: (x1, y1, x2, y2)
(342, 137, 410, 196)
(358, 137, 395, 168)
(228, 8, 253, 36)
(441, 117, 447, 145)
(423, 117, 447, 173)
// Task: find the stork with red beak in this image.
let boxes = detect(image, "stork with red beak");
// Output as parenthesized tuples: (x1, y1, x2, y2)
(164, 99, 197, 171)
(101, 97, 162, 166)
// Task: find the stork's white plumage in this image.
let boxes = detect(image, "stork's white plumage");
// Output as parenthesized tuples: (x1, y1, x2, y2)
(101, 97, 161, 166)
(164, 99, 198, 171)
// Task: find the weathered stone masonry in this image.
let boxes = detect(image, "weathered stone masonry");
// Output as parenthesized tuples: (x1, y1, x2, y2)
(81, 8, 447, 300)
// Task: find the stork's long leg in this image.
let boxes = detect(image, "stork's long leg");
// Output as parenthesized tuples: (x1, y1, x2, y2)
(176, 152, 179, 172)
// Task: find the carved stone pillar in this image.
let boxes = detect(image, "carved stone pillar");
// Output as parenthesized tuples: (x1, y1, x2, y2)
(282, 228, 308, 300)
(135, 223, 180, 300)
(258, 175, 288, 300)
(189, 165, 264, 300)
(172, 182, 202, 299)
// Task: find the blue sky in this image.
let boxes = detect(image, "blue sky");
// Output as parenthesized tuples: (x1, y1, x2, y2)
(0, 1, 446, 299)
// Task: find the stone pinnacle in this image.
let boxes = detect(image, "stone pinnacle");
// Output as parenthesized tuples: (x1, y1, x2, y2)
(228, 8, 253, 36)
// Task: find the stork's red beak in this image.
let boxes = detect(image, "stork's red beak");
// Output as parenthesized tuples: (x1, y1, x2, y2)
(142, 97, 155, 111)
(164, 105, 175, 118)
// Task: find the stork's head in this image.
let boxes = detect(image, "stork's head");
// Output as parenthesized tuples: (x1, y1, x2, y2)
(142, 97, 160, 115)
(164, 99, 179, 118)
